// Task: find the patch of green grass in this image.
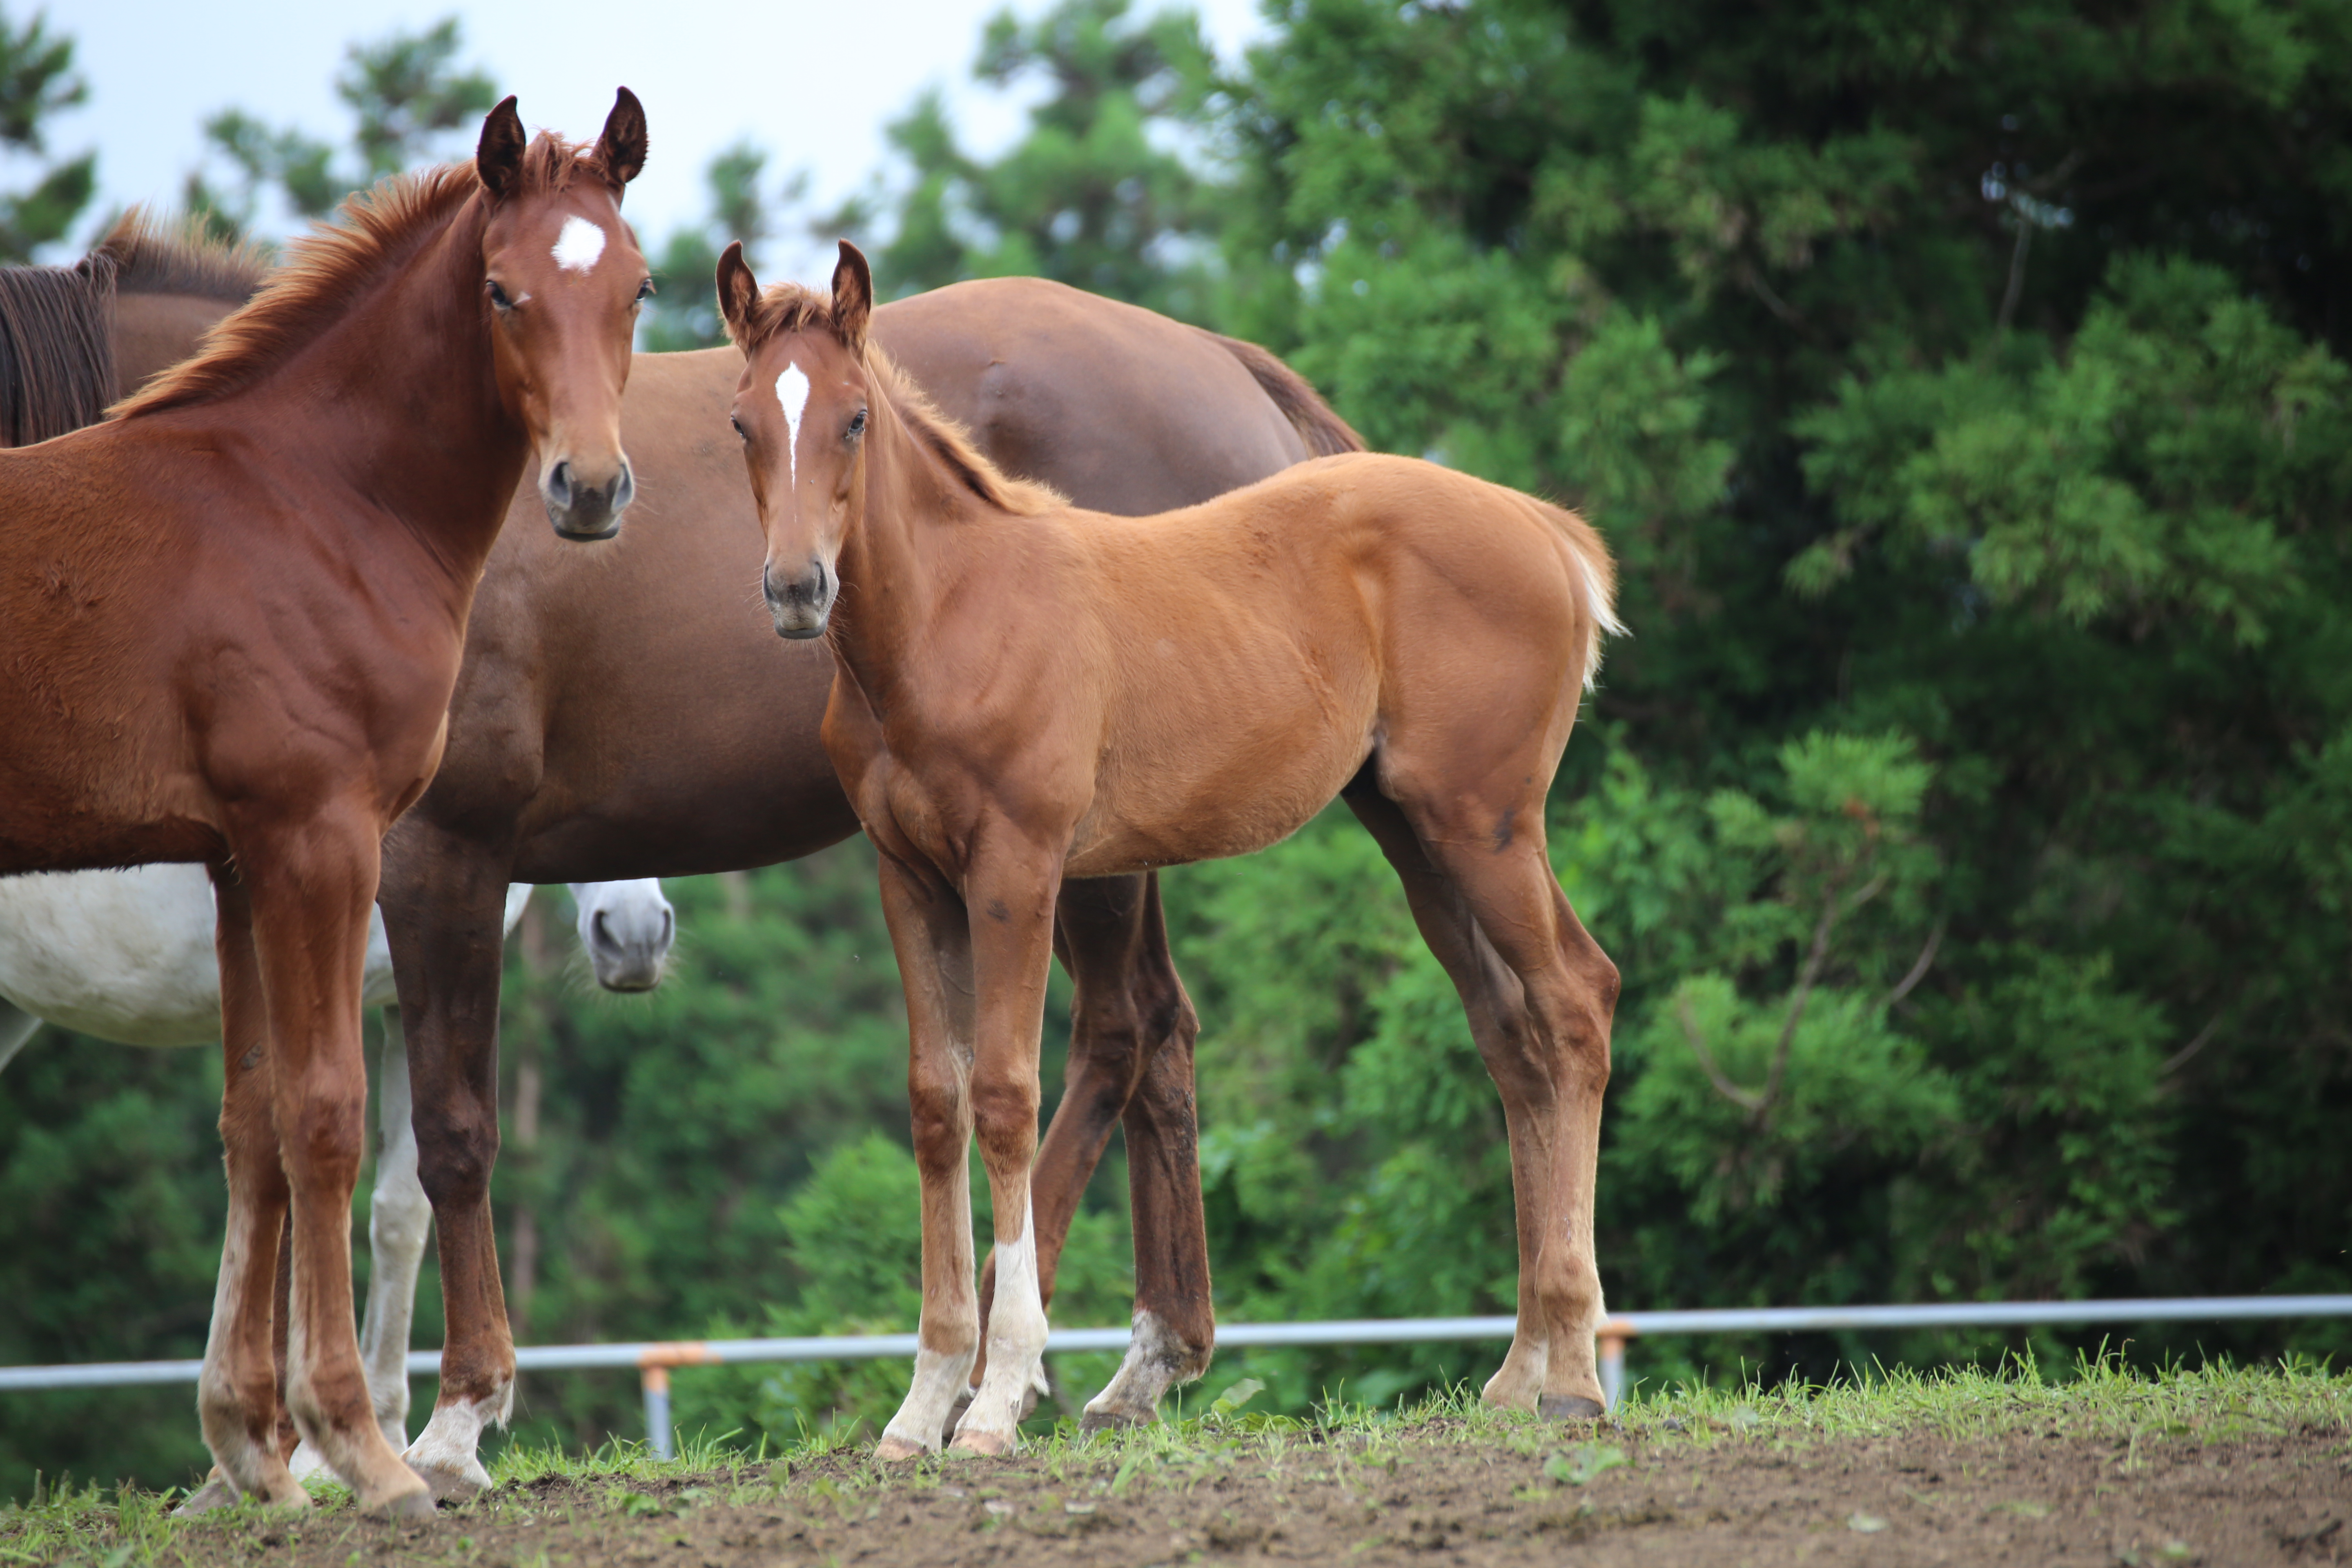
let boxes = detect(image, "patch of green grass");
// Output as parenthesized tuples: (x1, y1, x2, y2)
(6, 1353, 2343, 1564)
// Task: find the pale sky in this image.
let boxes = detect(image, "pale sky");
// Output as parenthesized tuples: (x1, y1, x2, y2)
(34, 0, 1270, 270)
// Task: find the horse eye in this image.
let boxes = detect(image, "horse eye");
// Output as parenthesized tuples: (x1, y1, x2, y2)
(487, 279, 514, 310)
(730, 415, 746, 440)
(635, 278, 655, 303)
(847, 409, 868, 439)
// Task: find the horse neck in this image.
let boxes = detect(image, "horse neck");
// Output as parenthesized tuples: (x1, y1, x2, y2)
(829, 385, 1005, 705)
(245, 198, 523, 585)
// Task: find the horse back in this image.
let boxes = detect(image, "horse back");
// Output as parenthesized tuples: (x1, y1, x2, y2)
(875, 277, 1309, 514)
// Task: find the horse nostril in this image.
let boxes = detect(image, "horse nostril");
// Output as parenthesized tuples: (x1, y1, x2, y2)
(592, 909, 613, 951)
(613, 462, 636, 510)
(546, 460, 574, 508)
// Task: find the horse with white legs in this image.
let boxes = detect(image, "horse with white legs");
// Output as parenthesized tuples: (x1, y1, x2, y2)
(0, 871, 673, 1468)
(720, 245, 1625, 1455)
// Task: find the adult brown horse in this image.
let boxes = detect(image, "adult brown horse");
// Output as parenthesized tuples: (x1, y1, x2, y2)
(383, 274, 1362, 1494)
(0, 214, 267, 443)
(718, 243, 1624, 1457)
(0, 94, 652, 1515)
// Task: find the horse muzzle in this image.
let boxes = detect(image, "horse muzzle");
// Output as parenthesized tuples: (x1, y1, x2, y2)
(764, 558, 834, 639)
(583, 902, 672, 993)
(543, 456, 635, 541)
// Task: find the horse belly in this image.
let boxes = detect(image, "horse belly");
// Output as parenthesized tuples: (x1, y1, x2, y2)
(1069, 694, 1371, 876)
(0, 864, 224, 1044)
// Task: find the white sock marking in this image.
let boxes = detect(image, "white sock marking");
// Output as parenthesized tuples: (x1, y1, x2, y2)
(776, 363, 810, 489)
(955, 1199, 1047, 1444)
(551, 216, 607, 274)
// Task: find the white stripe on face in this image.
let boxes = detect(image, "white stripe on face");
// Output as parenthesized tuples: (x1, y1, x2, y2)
(777, 363, 811, 488)
(551, 216, 607, 274)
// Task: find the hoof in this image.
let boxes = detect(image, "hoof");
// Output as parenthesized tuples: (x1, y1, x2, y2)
(172, 1474, 240, 1517)
(948, 1428, 1014, 1457)
(874, 1436, 931, 1463)
(1538, 1393, 1607, 1421)
(407, 1461, 486, 1506)
(1078, 1405, 1156, 1437)
(381, 1485, 438, 1524)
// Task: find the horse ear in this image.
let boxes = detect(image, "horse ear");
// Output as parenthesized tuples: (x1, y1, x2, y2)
(595, 87, 648, 190)
(477, 96, 526, 200)
(716, 241, 760, 349)
(831, 240, 873, 352)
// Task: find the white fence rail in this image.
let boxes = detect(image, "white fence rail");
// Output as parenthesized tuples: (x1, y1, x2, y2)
(6, 1295, 2348, 1460)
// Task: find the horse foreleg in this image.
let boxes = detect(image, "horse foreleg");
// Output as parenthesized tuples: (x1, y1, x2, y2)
(242, 808, 432, 1519)
(967, 872, 1200, 1430)
(949, 843, 1062, 1457)
(184, 865, 307, 1515)
(378, 824, 516, 1503)
(875, 855, 981, 1461)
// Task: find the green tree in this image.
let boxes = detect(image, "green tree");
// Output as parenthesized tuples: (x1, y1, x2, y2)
(186, 17, 496, 234)
(0, 6, 92, 260)
(1190, 0, 2352, 1390)
(639, 144, 808, 352)
(864, 0, 1223, 318)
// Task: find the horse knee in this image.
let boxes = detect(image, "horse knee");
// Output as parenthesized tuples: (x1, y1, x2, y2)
(412, 1105, 498, 1209)
(969, 1067, 1040, 1164)
(369, 1178, 432, 1260)
(283, 1083, 369, 1184)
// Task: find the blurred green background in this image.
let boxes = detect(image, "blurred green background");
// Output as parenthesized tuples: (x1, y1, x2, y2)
(4, 0, 2350, 1501)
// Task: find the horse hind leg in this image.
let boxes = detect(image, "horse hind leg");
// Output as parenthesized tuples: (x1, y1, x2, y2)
(1000, 871, 1213, 1434)
(1348, 780, 1620, 1418)
(379, 826, 518, 1502)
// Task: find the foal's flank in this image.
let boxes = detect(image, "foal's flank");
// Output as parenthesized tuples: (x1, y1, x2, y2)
(719, 242, 1625, 1456)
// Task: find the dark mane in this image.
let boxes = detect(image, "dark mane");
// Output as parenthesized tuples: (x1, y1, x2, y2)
(96, 210, 270, 303)
(114, 131, 611, 421)
(736, 280, 1064, 518)
(0, 254, 113, 445)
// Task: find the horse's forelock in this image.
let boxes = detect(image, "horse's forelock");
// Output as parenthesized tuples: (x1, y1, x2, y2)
(738, 283, 842, 354)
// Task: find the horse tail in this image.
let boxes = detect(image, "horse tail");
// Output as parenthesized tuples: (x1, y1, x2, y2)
(1194, 327, 1365, 457)
(0, 251, 116, 447)
(1535, 498, 1624, 692)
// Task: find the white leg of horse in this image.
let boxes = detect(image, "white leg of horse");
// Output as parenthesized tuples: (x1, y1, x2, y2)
(0, 1001, 38, 1074)
(360, 1008, 426, 1448)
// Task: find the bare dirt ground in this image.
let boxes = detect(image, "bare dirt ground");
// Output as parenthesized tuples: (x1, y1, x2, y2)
(36, 1416, 2345, 1568)
(13, 1368, 2349, 1566)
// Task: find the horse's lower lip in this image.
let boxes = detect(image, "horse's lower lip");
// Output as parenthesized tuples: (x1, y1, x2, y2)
(774, 621, 826, 640)
(552, 520, 622, 542)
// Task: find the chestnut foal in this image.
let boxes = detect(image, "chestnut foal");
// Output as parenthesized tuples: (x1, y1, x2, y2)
(0, 94, 650, 1515)
(718, 243, 1625, 1457)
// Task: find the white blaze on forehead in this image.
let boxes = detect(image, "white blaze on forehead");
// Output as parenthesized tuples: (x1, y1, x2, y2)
(551, 215, 608, 274)
(776, 362, 811, 486)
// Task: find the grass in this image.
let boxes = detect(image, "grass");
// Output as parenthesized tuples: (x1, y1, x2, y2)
(7, 1352, 2345, 1566)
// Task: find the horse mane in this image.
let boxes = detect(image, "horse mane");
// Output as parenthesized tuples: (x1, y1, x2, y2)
(0, 256, 114, 445)
(95, 210, 270, 303)
(114, 131, 606, 421)
(735, 280, 1065, 518)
